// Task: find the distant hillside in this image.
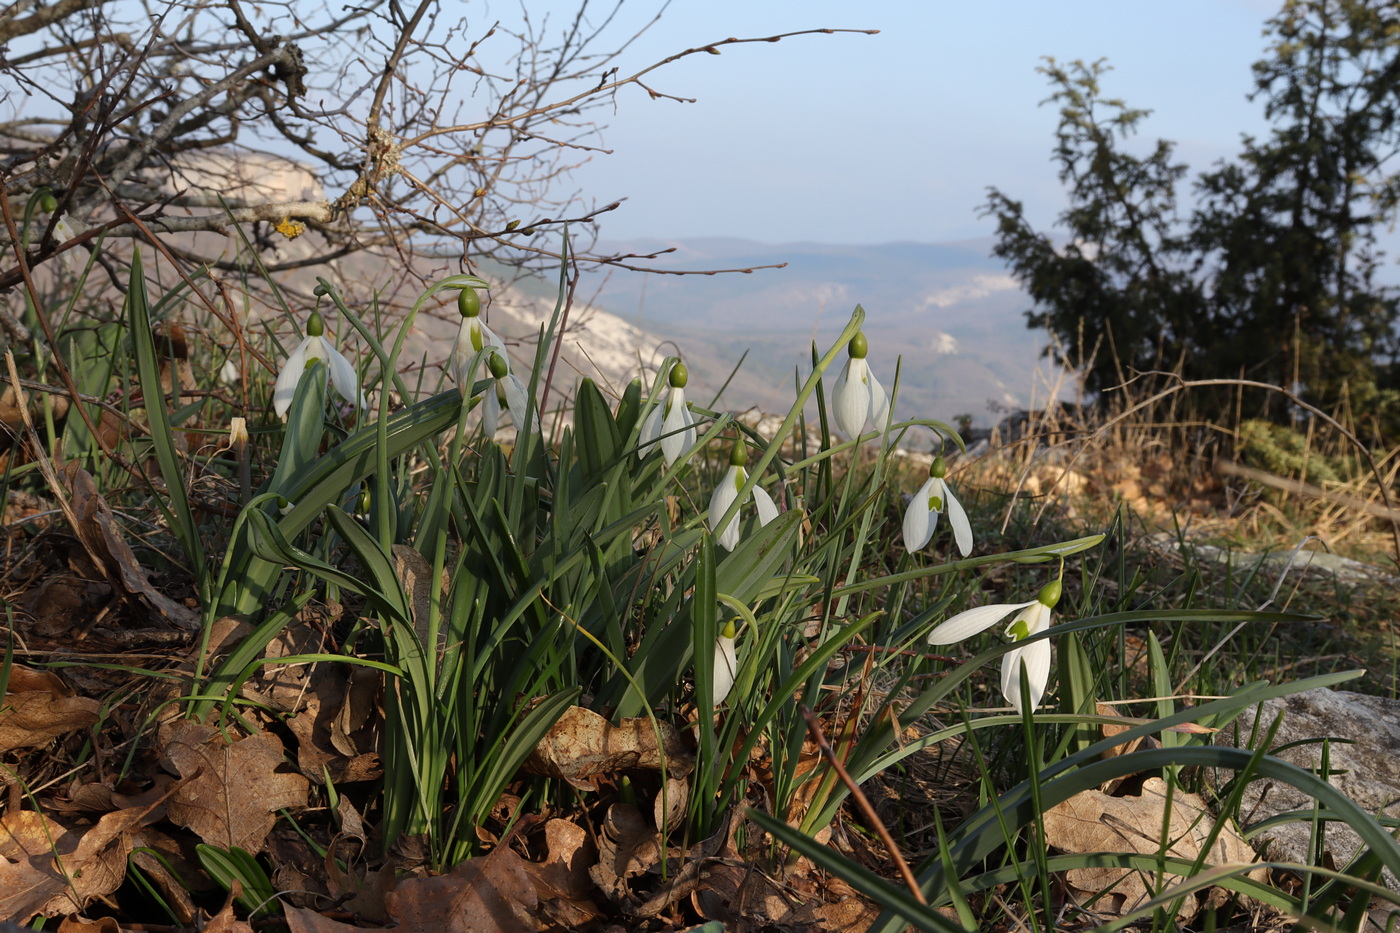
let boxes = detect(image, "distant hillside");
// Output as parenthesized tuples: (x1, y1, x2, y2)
(577, 238, 1072, 428)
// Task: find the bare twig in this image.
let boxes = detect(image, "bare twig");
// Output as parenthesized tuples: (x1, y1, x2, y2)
(1214, 458, 1400, 521)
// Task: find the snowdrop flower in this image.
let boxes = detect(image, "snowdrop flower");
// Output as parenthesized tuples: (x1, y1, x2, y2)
(53, 215, 76, 244)
(831, 331, 890, 441)
(43, 196, 79, 272)
(712, 619, 739, 707)
(449, 286, 503, 395)
(272, 311, 367, 419)
(904, 455, 973, 556)
(480, 350, 534, 437)
(638, 360, 697, 465)
(708, 442, 779, 551)
(926, 579, 1062, 714)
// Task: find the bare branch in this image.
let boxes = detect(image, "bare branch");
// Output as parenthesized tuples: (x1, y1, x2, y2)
(2, 2, 875, 293)
(0, 0, 104, 43)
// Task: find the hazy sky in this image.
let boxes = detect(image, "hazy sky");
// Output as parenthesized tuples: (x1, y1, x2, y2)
(547, 0, 1282, 245)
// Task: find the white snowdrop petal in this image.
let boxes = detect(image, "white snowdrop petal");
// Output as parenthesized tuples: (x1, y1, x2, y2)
(450, 320, 477, 393)
(637, 403, 664, 459)
(941, 480, 974, 557)
(903, 477, 938, 551)
(325, 344, 368, 411)
(503, 373, 533, 434)
(831, 358, 870, 440)
(752, 484, 780, 527)
(1001, 638, 1052, 713)
(482, 386, 500, 436)
(709, 466, 741, 550)
(866, 367, 891, 430)
(659, 386, 695, 465)
(272, 337, 314, 418)
(712, 634, 738, 706)
(927, 600, 1038, 645)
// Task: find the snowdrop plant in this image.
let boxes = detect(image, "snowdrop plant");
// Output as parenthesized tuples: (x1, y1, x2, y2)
(638, 360, 697, 465)
(926, 578, 1062, 713)
(831, 331, 890, 440)
(904, 455, 972, 556)
(712, 619, 738, 707)
(480, 350, 533, 437)
(271, 310, 368, 419)
(708, 441, 779, 551)
(450, 285, 503, 394)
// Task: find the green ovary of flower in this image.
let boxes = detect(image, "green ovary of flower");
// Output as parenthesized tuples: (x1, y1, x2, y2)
(458, 286, 481, 319)
(488, 351, 509, 379)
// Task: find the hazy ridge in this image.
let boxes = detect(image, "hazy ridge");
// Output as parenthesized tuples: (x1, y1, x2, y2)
(577, 237, 1069, 427)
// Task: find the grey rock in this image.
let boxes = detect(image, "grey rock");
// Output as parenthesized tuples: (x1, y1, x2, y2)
(1212, 687, 1400, 892)
(1146, 533, 1399, 587)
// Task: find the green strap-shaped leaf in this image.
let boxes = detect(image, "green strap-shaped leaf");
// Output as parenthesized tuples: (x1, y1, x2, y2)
(125, 250, 207, 593)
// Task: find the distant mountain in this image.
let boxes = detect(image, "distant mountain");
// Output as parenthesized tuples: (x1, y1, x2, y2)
(577, 237, 1072, 428)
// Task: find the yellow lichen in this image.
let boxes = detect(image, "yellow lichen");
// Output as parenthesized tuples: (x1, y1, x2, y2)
(275, 216, 306, 238)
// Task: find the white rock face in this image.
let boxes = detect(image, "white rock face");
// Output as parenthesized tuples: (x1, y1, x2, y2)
(495, 291, 653, 393)
(165, 151, 323, 203)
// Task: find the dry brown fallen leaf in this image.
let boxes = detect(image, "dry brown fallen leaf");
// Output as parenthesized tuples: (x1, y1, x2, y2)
(523, 705, 694, 789)
(56, 915, 121, 933)
(62, 462, 199, 630)
(589, 803, 666, 902)
(1043, 776, 1265, 922)
(384, 844, 538, 933)
(0, 806, 150, 921)
(0, 665, 102, 754)
(245, 625, 382, 784)
(161, 722, 309, 854)
(521, 818, 602, 932)
(205, 883, 256, 933)
(284, 905, 363, 933)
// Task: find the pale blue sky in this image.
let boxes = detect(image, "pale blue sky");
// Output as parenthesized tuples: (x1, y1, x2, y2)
(549, 0, 1282, 244)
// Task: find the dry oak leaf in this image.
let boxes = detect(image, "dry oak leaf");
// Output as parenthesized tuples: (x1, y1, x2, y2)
(589, 803, 666, 902)
(205, 883, 255, 933)
(1043, 776, 1264, 921)
(56, 916, 121, 933)
(524, 705, 693, 789)
(0, 666, 101, 754)
(283, 905, 363, 933)
(384, 844, 538, 933)
(0, 807, 148, 922)
(162, 722, 309, 854)
(522, 818, 601, 931)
